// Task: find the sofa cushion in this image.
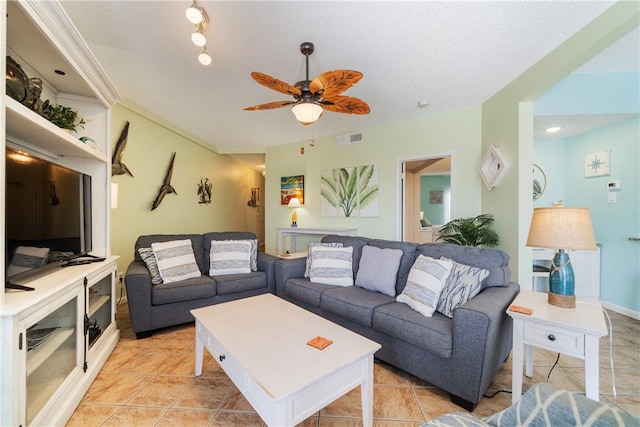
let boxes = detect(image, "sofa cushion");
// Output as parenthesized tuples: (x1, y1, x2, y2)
(373, 302, 453, 358)
(321, 286, 395, 327)
(436, 258, 489, 318)
(309, 246, 354, 286)
(135, 234, 206, 273)
(320, 235, 372, 280)
(214, 271, 268, 295)
(151, 275, 216, 305)
(138, 247, 163, 285)
(355, 245, 403, 297)
(397, 255, 453, 317)
(369, 239, 418, 294)
(284, 278, 337, 307)
(305, 242, 343, 278)
(416, 243, 510, 289)
(209, 240, 252, 275)
(151, 239, 201, 283)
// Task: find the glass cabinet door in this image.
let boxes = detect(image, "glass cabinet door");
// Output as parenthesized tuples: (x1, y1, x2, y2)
(87, 273, 113, 350)
(25, 296, 78, 425)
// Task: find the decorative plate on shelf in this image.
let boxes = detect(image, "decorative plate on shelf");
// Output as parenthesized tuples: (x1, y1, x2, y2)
(584, 150, 610, 177)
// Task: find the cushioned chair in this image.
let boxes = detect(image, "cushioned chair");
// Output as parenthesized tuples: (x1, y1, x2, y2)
(422, 383, 639, 426)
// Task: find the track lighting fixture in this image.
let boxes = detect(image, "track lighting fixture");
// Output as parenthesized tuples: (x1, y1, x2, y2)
(185, 1, 211, 65)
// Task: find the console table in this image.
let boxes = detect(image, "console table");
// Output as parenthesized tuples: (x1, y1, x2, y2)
(508, 291, 607, 405)
(276, 226, 358, 255)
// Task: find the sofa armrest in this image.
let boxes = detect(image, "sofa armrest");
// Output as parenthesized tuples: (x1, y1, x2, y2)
(450, 282, 520, 404)
(257, 252, 279, 293)
(274, 258, 307, 296)
(124, 261, 154, 336)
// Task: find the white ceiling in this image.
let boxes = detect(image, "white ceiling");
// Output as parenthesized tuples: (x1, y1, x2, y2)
(28, 1, 640, 154)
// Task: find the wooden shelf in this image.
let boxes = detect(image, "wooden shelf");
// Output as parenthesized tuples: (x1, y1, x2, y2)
(5, 96, 106, 161)
(26, 327, 75, 376)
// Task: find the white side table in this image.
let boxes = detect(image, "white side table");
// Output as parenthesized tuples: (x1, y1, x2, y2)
(276, 226, 357, 255)
(507, 290, 607, 405)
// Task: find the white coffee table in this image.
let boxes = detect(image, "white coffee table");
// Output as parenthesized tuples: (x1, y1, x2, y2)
(191, 294, 381, 426)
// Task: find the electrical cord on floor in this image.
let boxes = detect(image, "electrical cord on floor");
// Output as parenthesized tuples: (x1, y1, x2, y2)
(116, 275, 124, 306)
(483, 389, 512, 398)
(546, 352, 561, 382)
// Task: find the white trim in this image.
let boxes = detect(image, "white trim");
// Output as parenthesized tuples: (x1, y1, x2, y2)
(601, 301, 640, 321)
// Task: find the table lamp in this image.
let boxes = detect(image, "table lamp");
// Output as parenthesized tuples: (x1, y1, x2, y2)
(526, 207, 596, 308)
(288, 197, 301, 227)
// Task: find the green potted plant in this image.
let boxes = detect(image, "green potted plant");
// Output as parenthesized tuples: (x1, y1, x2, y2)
(436, 213, 499, 247)
(47, 104, 85, 133)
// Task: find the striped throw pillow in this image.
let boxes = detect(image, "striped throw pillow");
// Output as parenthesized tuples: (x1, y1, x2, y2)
(436, 258, 489, 318)
(151, 239, 201, 283)
(397, 255, 453, 317)
(209, 240, 252, 276)
(309, 246, 354, 286)
(304, 242, 344, 278)
(7, 246, 50, 277)
(138, 247, 163, 285)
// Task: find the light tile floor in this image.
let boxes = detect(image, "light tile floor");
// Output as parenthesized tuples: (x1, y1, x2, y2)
(67, 300, 639, 426)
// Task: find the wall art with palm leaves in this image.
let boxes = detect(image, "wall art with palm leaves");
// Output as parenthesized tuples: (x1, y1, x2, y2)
(320, 164, 379, 217)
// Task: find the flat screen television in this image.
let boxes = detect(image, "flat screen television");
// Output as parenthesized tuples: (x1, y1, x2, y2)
(5, 148, 93, 286)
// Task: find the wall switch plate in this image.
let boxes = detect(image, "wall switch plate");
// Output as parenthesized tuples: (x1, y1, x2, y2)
(608, 192, 616, 203)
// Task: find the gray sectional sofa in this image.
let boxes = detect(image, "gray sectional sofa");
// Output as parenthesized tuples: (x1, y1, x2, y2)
(275, 235, 520, 411)
(125, 232, 278, 339)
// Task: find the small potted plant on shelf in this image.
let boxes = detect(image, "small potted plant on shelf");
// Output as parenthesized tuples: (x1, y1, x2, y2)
(47, 104, 86, 133)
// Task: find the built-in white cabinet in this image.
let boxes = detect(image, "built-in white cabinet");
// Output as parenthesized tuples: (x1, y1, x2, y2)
(1, 1, 121, 424)
(532, 246, 601, 299)
(1, 257, 119, 426)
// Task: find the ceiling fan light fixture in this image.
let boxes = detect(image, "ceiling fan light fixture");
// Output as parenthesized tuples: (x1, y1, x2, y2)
(198, 47, 212, 66)
(191, 30, 207, 47)
(292, 102, 323, 125)
(186, 1, 205, 24)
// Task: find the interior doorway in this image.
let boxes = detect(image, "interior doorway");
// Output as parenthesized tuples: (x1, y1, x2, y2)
(398, 154, 452, 243)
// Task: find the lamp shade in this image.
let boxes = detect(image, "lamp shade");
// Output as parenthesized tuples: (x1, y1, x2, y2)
(287, 197, 301, 208)
(292, 102, 323, 125)
(526, 207, 596, 250)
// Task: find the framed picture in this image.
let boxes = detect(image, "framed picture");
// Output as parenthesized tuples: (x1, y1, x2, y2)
(429, 190, 443, 204)
(584, 150, 610, 177)
(280, 175, 304, 205)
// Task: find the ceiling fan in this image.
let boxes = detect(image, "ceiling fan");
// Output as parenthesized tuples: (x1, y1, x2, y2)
(244, 42, 370, 125)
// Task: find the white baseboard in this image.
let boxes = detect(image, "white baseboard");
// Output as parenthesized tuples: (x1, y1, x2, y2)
(601, 301, 640, 321)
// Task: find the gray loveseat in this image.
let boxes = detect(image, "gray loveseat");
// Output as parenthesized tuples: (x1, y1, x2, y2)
(275, 235, 520, 411)
(125, 232, 278, 339)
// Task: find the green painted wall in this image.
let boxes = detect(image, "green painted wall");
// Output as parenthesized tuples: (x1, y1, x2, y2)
(420, 175, 451, 225)
(264, 106, 483, 255)
(110, 103, 261, 285)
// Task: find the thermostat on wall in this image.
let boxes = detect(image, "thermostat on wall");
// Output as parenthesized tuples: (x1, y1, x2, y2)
(607, 180, 621, 190)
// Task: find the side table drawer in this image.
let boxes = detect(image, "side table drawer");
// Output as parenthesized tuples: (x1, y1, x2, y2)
(524, 323, 585, 357)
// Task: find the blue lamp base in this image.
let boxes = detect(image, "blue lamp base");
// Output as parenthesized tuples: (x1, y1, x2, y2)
(548, 249, 576, 308)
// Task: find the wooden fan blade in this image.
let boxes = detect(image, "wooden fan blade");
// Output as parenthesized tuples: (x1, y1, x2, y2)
(244, 100, 297, 111)
(320, 96, 370, 115)
(251, 72, 302, 97)
(309, 69, 363, 99)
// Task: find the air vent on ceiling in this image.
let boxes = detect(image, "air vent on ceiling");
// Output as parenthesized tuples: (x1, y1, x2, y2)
(336, 132, 364, 146)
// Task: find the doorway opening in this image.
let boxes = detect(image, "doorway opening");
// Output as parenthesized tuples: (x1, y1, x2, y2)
(398, 154, 453, 243)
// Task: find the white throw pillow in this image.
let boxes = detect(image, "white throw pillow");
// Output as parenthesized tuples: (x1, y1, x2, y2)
(138, 247, 163, 285)
(209, 240, 252, 276)
(396, 255, 453, 317)
(309, 246, 354, 286)
(355, 245, 403, 297)
(304, 242, 344, 278)
(7, 246, 50, 277)
(151, 239, 201, 283)
(436, 258, 489, 318)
